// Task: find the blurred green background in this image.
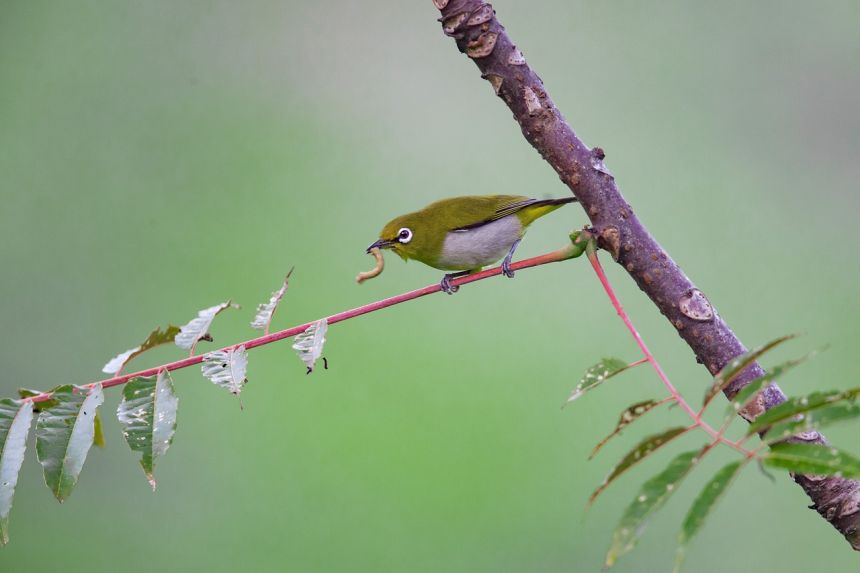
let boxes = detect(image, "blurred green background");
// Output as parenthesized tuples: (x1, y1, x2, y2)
(1, 1, 858, 571)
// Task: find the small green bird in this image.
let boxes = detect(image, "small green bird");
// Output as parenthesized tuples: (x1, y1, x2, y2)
(367, 194, 577, 293)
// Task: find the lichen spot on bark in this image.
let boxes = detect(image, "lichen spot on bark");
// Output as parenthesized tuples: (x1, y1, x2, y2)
(508, 46, 526, 65)
(679, 288, 714, 321)
(467, 5, 494, 25)
(600, 225, 621, 261)
(441, 12, 467, 36)
(466, 31, 498, 58)
(523, 86, 541, 114)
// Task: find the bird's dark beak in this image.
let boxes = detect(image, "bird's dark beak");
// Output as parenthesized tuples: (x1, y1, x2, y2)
(366, 239, 394, 253)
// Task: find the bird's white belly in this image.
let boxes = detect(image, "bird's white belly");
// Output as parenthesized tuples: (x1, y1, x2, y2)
(438, 216, 523, 270)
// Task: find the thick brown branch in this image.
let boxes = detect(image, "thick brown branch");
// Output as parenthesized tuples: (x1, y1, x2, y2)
(433, 0, 860, 548)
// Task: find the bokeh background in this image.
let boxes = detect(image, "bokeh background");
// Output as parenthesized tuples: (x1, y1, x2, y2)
(1, 1, 858, 571)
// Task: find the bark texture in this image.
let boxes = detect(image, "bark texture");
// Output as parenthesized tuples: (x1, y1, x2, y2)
(432, 0, 860, 549)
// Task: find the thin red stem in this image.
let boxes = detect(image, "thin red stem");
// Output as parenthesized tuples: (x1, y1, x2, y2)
(586, 246, 755, 458)
(22, 247, 574, 405)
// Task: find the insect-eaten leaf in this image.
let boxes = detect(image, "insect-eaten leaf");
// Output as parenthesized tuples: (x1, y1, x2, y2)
(589, 426, 688, 506)
(590, 399, 667, 459)
(565, 357, 629, 404)
(35, 384, 104, 503)
(747, 387, 860, 436)
(763, 443, 860, 479)
(674, 460, 746, 573)
(605, 449, 703, 569)
(0, 399, 34, 546)
(251, 269, 293, 335)
(17, 388, 59, 412)
(293, 319, 328, 374)
(102, 325, 181, 375)
(702, 335, 795, 408)
(202, 345, 249, 396)
(117, 370, 179, 490)
(175, 302, 238, 354)
(723, 352, 816, 424)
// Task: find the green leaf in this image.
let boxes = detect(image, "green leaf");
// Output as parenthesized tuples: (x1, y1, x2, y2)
(674, 460, 746, 572)
(16, 388, 58, 412)
(251, 268, 293, 335)
(763, 402, 860, 444)
(175, 302, 238, 354)
(605, 449, 703, 568)
(589, 399, 667, 459)
(35, 384, 105, 502)
(202, 345, 249, 396)
(747, 387, 860, 435)
(702, 335, 795, 408)
(293, 319, 328, 374)
(763, 443, 860, 478)
(589, 426, 688, 506)
(102, 325, 181, 375)
(723, 353, 816, 423)
(0, 399, 34, 546)
(93, 411, 106, 449)
(117, 370, 179, 490)
(565, 357, 629, 404)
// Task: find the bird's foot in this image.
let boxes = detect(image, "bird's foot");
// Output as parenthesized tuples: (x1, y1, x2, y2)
(501, 239, 520, 279)
(440, 274, 460, 295)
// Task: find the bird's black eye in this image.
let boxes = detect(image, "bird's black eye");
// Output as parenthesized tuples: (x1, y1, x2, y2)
(397, 227, 413, 244)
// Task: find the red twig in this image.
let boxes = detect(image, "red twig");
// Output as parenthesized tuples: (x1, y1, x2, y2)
(585, 245, 753, 457)
(21, 247, 575, 405)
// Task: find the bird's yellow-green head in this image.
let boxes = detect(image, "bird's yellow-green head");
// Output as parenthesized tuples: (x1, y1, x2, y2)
(367, 212, 441, 265)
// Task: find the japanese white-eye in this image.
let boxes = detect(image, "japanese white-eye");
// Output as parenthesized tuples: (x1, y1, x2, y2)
(367, 194, 577, 293)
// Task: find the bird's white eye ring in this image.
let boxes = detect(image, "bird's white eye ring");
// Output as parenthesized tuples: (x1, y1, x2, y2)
(397, 227, 413, 244)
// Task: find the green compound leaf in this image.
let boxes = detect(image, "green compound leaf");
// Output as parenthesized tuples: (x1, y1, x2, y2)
(764, 402, 860, 444)
(102, 324, 181, 375)
(202, 345, 249, 396)
(763, 443, 860, 478)
(116, 370, 179, 490)
(589, 426, 688, 506)
(565, 357, 630, 404)
(35, 384, 104, 502)
(747, 387, 860, 436)
(673, 460, 747, 572)
(0, 399, 34, 546)
(723, 353, 815, 423)
(590, 399, 667, 459)
(605, 449, 703, 569)
(702, 335, 795, 409)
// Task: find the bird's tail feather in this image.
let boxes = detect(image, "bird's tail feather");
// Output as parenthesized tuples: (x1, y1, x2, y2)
(516, 196, 578, 226)
(532, 196, 578, 207)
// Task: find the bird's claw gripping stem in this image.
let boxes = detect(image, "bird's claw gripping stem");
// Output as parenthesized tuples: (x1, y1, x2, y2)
(440, 274, 460, 294)
(441, 270, 474, 294)
(501, 239, 521, 279)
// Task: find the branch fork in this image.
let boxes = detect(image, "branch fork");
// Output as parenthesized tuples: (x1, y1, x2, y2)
(433, 0, 860, 547)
